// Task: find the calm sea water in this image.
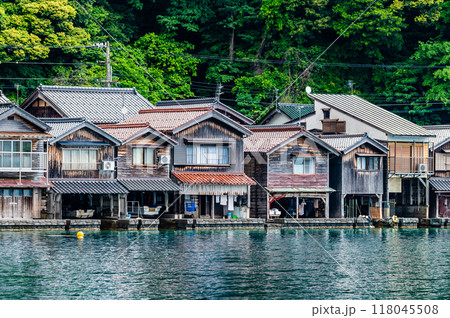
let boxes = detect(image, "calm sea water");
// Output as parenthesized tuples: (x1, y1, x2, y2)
(0, 228, 448, 300)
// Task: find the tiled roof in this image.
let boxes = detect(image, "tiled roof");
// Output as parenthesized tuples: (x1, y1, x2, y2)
(156, 98, 254, 125)
(121, 107, 213, 132)
(51, 180, 128, 194)
(0, 91, 12, 104)
(0, 178, 51, 188)
(429, 178, 450, 192)
(27, 85, 154, 124)
(320, 134, 366, 151)
(43, 118, 121, 145)
(278, 103, 314, 120)
(100, 123, 150, 141)
(172, 171, 255, 185)
(244, 126, 306, 152)
(119, 179, 180, 191)
(309, 94, 433, 137)
(423, 125, 450, 149)
(0, 104, 51, 133)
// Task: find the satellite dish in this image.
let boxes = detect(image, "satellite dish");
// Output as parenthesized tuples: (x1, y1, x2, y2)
(121, 107, 128, 115)
(305, 86, 312, 94)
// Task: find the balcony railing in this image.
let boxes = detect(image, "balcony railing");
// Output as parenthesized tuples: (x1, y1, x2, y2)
(388, 156, 434, 174)
(0, 152, 48, 172)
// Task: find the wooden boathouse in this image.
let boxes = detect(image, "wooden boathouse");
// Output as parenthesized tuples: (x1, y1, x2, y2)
(43, 118, 127, 219)
(321, 133, 389, 219)
(121, 107, 255, 218)
(0, 103, 51, 219)
(244, 125, 339, 219)
(99, 123, 180, 217)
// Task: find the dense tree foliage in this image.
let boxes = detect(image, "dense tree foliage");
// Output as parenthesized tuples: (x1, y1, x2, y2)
(0, 0, 448, 123)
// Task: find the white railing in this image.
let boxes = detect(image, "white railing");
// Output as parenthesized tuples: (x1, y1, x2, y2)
(0, 152, 48, 172)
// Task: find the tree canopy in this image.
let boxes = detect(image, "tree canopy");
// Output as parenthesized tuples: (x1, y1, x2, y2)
(0, 0, 448, 124)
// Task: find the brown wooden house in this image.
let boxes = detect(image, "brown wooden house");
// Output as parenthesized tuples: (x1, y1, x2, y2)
(21, 85, 154, 124)
(121, 107, 255, 218)
(424, 125, 450, 218)
(244, 125, 339, 219)
(321, 134, 389, 219)
(43, 118, 127, 219)
(0, 104, 51, 219)
(99, 123, 180, 217)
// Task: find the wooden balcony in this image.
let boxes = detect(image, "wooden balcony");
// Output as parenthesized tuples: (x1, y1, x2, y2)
(388, 156, 433, 174)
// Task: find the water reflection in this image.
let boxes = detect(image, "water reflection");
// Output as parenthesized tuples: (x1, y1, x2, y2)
(0, 228, 449, 300)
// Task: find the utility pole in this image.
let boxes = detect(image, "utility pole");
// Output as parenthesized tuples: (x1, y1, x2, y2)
(215, 83, 223, 102)
(275, 88, 279, 112)
(15, 84, 20, 104)
(348, 80, 355, 94)
(96, 41, 116, 87)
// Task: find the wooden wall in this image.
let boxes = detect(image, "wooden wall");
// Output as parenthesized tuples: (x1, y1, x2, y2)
(244, 152, 268, 218)
(24, 98, 62, 118)
(172, 119, 245, 174)
(341, 144, 384, 195)
(267, 136, 329, 188)
(434, 141, 450, 178)
(117, 133, 171, 179)
(48, 127, 115, 179)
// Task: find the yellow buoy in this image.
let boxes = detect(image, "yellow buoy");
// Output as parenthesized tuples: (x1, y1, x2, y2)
(76, 231, 84, 239)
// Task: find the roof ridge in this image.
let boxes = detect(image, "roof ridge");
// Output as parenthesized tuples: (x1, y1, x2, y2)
(42, 117, 86, 123)
(321, 134, 365, 139)
(98, 123, 149, 129)
(139, 106, 213, 114)
(156, 97, 216, 106)
(248, 125, 305, 132)
(38, 85, 136, 93)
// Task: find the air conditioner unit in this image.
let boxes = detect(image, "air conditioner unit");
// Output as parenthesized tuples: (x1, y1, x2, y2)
(158, 154, 171, 165)
(102, 161, 115, 171)
(417, 163, 427, 173)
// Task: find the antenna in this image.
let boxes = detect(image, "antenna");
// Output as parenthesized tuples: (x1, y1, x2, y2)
(215, 83, 223, 102)
(275, 88, 279, 112)
(348, 80, 355, 94)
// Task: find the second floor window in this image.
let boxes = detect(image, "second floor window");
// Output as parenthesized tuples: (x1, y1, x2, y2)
(186, 144, 230, 165)
(62, 149, 97, 170)
(132, 147, 154, 166)
(357, 156, 379, 170)
(293, 157, 315, 174)
(0, 140, 32, 169)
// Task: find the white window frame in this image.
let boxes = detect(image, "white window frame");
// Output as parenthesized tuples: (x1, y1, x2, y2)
(293, 157, 316, 175)
(132, 147, 155, 166)
(186, 144, 230, 165)
(0, 140, 32, 170)
(62, 148, 98, 170)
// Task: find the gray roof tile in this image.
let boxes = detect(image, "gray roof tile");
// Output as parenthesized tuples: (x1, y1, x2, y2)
(119, 179, 180, 191)
(309, 94, 433, 137)
(51, 180, 128, 194)
(34, 85, 154, 124)
(423, 125, 450, 149)
(0, 91, 12, 104)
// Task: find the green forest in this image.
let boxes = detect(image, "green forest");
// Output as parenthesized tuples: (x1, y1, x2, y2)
(0, 0, 449, 124)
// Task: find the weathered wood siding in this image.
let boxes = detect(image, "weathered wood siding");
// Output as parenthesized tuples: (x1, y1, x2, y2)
(117, 133, 171, 179)
(48, 128, 115, 179)
(434, 141, 450, 177)
(244, 152, 268, 218)
(24, 98, 62, 118)
(267, 136, 328, 188)
(341, 145, 384, 195)
(172, 119, 245, 173)
(0, 190, 42, 219)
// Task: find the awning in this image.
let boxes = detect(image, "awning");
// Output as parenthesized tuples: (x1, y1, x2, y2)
(172, 171, 255, 186)
(429, 178, 450, 192)
(119, 179, 180, 192)
(266, 187, 335, 193)
(0, 178, 51, 188)
(51, 180, 128, 194)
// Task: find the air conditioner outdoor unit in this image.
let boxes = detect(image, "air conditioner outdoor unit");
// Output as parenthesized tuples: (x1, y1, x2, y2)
(102, 160, 115, 171)
(417, 163, 427, 173)
(158, 155, 171, 165)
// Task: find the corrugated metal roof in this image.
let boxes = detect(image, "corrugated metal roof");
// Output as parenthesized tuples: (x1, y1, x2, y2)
(266, 187, 335, 193)
(119, 179, 180, 191)
(278, 103, 314, 120)
(0, 178, 51, 188)
(309, 94, 433, 137)
(423, 125, 450, 149)
(429, 178, 450, 192)
(172, 171, 255, 185)
(51, 180, 128, 194)
(32, 85, 154, 124)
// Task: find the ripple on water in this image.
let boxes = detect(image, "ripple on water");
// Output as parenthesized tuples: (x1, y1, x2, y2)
(0, 228, 449, 300)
